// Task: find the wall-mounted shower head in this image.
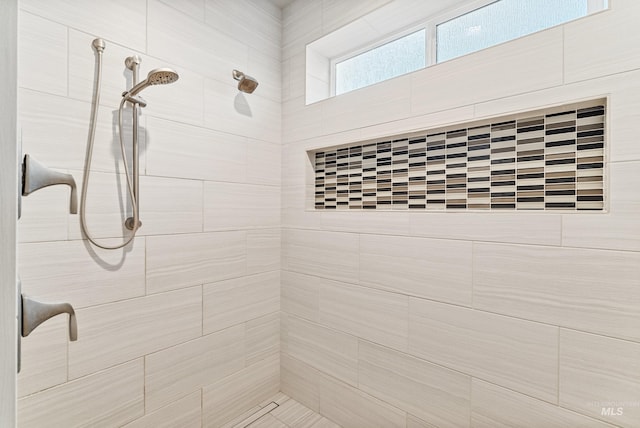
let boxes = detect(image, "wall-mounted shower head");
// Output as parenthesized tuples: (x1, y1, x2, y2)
(125, 68, 179, 97)
(233, 69, 258, 94)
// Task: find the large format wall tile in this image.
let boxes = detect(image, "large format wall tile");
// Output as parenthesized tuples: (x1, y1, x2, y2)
(472, 379, 614, 428)
(359, 340, 471, 428)
(68, 286, 202, 379)
(283, 315, 358, 387)
(474, 243, 640, 341)
(359, 234, 472, 306)
(409, 298, 559, 403)
(319, 280, 409, 352)
(123, 391, 201, 428)
(247, 229, 281, 274)
(245, 312, 280, 366)
(145, 324, 245, 412)
(202, 355, 280, 427)
(146, 231, 246, 294)
(560, 329, 640, 427)
(19, 238, 145, 308)
(281, 271, 320, 323)
(281, 354, 321, 413)
(204, 182, 280, 230)
(203, 272, 279, 334)
(282, 229, 359, 283)
(18, 359, 144, 428)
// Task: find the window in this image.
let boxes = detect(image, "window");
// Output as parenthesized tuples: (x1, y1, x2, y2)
(334, 30, 426, 96)
(306, 0, 608, 104)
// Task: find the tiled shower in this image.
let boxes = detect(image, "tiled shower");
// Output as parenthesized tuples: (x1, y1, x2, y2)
(13, 0, 640, 427)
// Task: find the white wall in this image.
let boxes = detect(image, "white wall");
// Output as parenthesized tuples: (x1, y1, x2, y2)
(281, 0, 640, 427)
(16, 0, 281, 426)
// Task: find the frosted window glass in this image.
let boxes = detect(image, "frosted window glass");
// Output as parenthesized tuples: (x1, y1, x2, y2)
(437, 0, 593, 63)
(335, 29, 426, 95)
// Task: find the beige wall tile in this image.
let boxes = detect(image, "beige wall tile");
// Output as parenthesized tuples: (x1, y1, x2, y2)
(19, 238, 145, 308)
(282, 271, 320, 323)
(146, 231, 246, 294)
(319, 280, 409, 352)
(318, 374, 406, 428)
(204, 272, 279, 334)
(474, 243, 640, 342)
(410, 213, 562, 246)
(564, 2, 640, 83)
(247, 229, 281, 275)
(18, 316, 67, 397)
(69, 286, 202, 379)
(409, 298, 559, 403)
(282, 229, 359, 283)
(204, 182, 280, 230)
(123, 391, 201, 428)
(18, 359, 144, 428)
(247, 140, 282, 187)
(359, 340, 471, 428)
(18, 184, 69, 243)
(18, 11, 67, 96)
(202, 354, 279, 427)
(145, 324, 245, 412)
(245, 312, 280, 366)
(360, 234, 472, 306)
(281, 354, 321, 413)
(560, 329, 640, 427)
(472, 379, 615, 428)
(407, 414, 439, 428)
(283, 315, 358, 387)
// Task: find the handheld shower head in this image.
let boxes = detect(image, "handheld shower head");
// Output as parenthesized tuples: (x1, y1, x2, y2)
(233, 69, 258, 94)
(125, 68, 179, 97)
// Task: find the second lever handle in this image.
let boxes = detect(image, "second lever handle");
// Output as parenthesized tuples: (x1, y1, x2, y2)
(22, 154, 78, 215)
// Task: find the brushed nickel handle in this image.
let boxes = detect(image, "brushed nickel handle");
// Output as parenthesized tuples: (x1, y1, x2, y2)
(21, 295, 78, 342)
(22, 154, 78, 214)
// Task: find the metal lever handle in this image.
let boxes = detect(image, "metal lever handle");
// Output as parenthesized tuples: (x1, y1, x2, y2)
(22, 154, 78, 214)
(21, 295, 78, 341)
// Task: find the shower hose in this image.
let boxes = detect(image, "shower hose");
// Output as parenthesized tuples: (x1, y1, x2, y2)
(80, 39, 140, 250)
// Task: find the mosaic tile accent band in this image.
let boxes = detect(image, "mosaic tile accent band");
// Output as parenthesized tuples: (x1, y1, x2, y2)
(313, 102, 605, 211)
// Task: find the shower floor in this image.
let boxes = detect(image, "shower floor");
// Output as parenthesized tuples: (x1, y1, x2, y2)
(232, 393, 341, 428)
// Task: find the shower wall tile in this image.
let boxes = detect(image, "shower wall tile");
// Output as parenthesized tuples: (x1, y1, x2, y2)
(282, 96, 323, 143)
(247, 140, 282, 186)
(147, 0, 248, 81)
(248, 46, 282, 103)
(409, 212, 562, 246)
(203, 272, 279, 334)
(471, 379, 614, 428)
(202, 354, 280, 427)
(138, 176, 203, 236)
(282, 0, 322, 54)
(18, 184, 69, 243)
(18, 317, 67, 398)
(245, 312, 280, 366)
(559, 330, 640, 427)
(318, 373, 406, 428)
(19, 238, 145, 308)
(408, 298, 559, 403)
(145, 324, 246, 412)
(282, 229, 359, 283)
(157, 0, 205, 23)
(564, 2, 640, 83)
(359, 234, 472, 306)
(282, 315, 358, 387)
(18, 11, 67, 96)
(281, 271, 320, 323)
(319, 280, 409, 352)
(145, 116, 247, 182)
(473, 243, 640, 342)
(281, 354, 321, 413)
(321, 0, 391, 35)
(358, 340, 471, 428)
(18, 359, 144, 428)
(563, 161, 640, 251)
(123, 390, 201, 428)
(203, 182, 280, 230)
(68, 286, 202, 379)
(407, 415, 438, 428)
(20, 0, 147, 52)
(203, 78, 281, 144)
(247, 228, 281, 274)
(411, 28, 563, 115)
(146, 231, 246, 294)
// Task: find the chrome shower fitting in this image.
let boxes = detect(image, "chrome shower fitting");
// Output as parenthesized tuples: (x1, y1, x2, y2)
(233, 69, 259, 93)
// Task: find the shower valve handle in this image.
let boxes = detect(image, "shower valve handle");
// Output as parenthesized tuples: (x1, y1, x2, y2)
(21, 295, 78, 342)
(22, 154, 78, 214)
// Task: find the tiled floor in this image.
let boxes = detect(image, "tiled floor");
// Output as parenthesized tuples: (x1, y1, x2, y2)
(236, 393, 341, 428)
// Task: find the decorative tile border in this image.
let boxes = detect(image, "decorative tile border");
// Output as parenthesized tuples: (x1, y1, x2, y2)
(312, 101, 605, 211)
